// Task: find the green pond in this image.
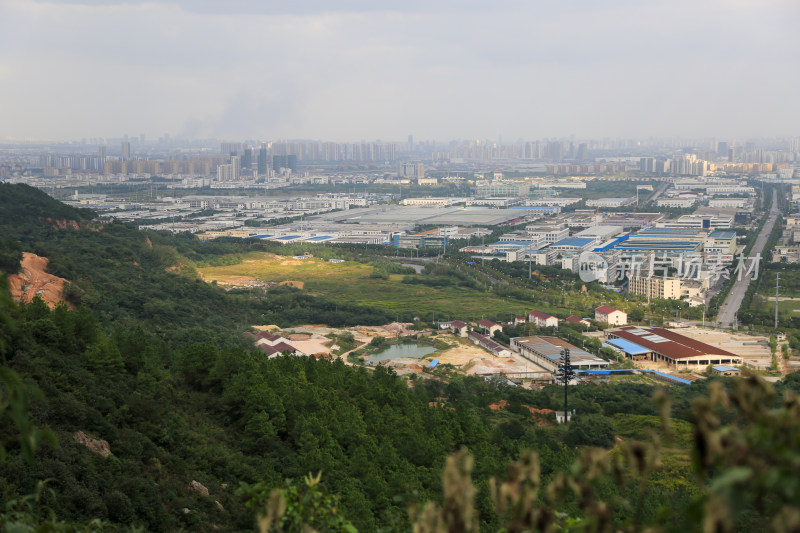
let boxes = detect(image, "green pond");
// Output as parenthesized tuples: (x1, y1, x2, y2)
(368, 343, 436, 363)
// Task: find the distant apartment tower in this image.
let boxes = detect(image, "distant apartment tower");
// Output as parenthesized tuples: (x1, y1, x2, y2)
(576, 143, 588, 161)
(98, 145, 107, 166)
(217, 162, 239, 181)
(220, 142, 243, 156)
(628, 275, 681, 300)
(231, 155, 241, 179)
(257, 147, 268, 175)
(243, 147, 253, 169)
(401, 162, 424, 179)
(120, 141, 131, 161)
(273, 155, 297, 173)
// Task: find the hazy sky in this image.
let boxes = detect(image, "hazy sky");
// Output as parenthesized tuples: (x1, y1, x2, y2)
(1, 0, 798, 142)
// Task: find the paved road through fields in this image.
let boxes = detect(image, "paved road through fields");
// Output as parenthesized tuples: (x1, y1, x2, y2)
(716, 189, 779, 327)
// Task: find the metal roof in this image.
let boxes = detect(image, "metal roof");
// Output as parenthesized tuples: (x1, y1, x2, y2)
(610, 326, 737, 360)
(605, 338, 651, 355)
(514, 336, 609, 367)
(708, 230, 736, 240)
(712, 365, 740, 372)
(551, 237, 595, 247)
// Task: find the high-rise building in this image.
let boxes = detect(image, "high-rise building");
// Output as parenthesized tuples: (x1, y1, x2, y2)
(576, 143, 588, 161)
(217, 164, 234, 181)
(272, 155, 297, 173)
(243, 148, 253, 169)
(257, 147, 268, 175)
(121, 141, 131, 161)
(220, 142, 243, 156)
(230, 155, 241, 180)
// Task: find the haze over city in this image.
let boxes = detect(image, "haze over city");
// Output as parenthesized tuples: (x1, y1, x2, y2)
(1, 0, 798, 142)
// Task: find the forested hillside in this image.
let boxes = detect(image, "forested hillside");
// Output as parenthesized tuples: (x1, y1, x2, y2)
(2, 183, 800, 532)
(0, 184, 393, 343)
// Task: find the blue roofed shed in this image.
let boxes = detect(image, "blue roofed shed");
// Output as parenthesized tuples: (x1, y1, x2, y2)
(605, 338, 651, 360)
(712, 365, 740, 376)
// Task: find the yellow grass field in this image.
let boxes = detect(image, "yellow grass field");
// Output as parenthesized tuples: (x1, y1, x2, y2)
(197, 252, 534, 319)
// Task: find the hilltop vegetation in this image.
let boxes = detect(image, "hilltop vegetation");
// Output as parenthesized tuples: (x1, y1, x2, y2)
(0, 184, 395, 342)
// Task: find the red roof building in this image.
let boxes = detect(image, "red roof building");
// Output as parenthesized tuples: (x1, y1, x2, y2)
(595, 306, 627, 325)
(450, 320, 469, 337)
(528, 310, 559, 328)
(478, 319, 502, 335)
(566, 315, 590, 326)
(607, 326, 740, 367)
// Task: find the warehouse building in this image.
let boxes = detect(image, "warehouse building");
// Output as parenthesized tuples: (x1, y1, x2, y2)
(607, 326, 741, 367)
(613, 229, 707, 254)
(511, 336, 610, 371)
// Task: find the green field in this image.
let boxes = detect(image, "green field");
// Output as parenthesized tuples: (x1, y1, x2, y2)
(750, 296, 800, 320)
(197, 252, 535, 319)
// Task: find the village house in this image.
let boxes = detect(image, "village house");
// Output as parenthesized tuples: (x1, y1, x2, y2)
(565, 315, 591, 328)
(595, 305, 627, 326)
(528, 310, 559, 328)
(468, 331, 513, 357)
(246, 330, 305, 358)
(450, 320, 469, 337)
(478, 319, 503, 336)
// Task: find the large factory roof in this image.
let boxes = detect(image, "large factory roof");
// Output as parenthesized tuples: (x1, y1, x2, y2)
(513, 336, 610, 367)
(609, 326, 736, 360)
(309, 205, 526, 226)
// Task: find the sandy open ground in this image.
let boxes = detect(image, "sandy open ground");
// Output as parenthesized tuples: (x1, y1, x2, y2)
(8, 252, 70, 309)
(246, 324, 543, 377)
(677, 327, 772, 367)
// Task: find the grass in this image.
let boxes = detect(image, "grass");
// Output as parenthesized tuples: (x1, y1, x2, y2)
(751, 296, 800, 321)
(197, 252, 535, 320)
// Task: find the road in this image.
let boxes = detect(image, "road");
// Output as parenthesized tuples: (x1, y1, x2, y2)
(716, 189, 779, 327)
(647, 182, 669, 205)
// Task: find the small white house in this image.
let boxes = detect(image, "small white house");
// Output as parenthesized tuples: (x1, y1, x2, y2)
(529, 310, 559, 328)
(595, 305, 627, 326)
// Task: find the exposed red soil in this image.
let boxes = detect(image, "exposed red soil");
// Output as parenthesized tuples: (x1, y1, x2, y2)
(8, 252, 72, 309)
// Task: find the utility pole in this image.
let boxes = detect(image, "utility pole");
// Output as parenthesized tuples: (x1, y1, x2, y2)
(554, 348, 575, 423)
(528, 245, 532, 279)
(775, 272, 780, 329)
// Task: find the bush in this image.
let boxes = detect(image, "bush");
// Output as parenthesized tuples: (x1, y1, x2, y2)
(565, 414, 615, 448)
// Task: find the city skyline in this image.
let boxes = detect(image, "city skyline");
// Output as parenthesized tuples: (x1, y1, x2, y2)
(1, 0, 798, 142)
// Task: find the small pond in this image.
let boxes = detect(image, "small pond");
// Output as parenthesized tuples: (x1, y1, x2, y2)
(368, 343, 436, 363)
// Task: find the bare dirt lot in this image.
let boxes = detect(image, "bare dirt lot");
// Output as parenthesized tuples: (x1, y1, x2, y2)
(8, 252, 70, 309)
(677, 327, 772, 368)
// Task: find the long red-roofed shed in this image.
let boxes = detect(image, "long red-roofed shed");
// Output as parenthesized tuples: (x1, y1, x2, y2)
(607, 326, 741, 367)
